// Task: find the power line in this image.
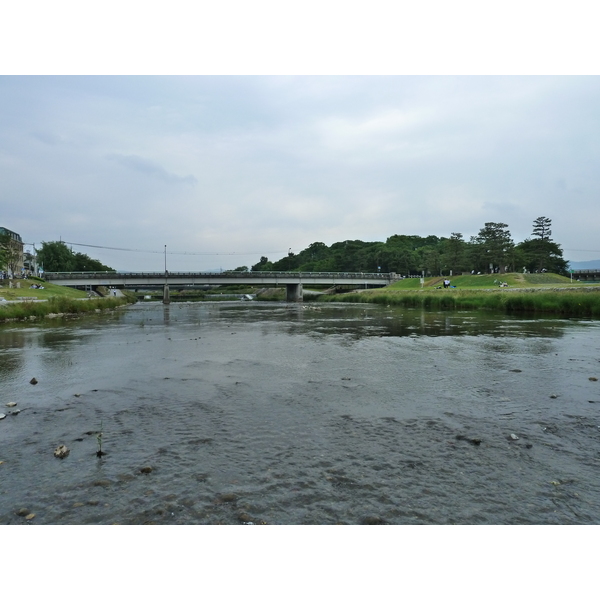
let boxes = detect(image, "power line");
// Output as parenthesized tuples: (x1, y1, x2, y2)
(564, 249, 600, 254)
(24, 240, 290, 256)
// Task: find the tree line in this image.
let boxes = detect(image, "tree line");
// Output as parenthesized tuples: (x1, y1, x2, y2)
(36, 241, 115, 273)
(27, 217, 567, 276)
(243, 217, 568, 276)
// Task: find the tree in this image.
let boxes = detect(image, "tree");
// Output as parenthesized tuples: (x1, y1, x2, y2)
(517, 216, 566, 273)
(72, 252, 114, 272)
(532, 216, 552, 242)
(417, 246, 442, 276)
(0, 233, 9, 272)
(251, 256, 273, 272)
(0, 232, 23, 276)
(472, 222, 514, 273)
(37, 241, 114, 272)
(530, 216, 554, 272)
(37, 241, 76, 272)
(515, 238, 568, 274)
(441, 232, 466, 274)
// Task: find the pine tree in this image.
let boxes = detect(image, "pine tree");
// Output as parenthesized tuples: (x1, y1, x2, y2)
(532, 216, 552, 241)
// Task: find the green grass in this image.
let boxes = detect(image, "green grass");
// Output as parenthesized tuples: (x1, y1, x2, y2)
(522, 273, 578, 285)
(320, 287, 600, 318)
(0, 278, 88, 301)
(387, 272, 589, 290)
(0, 294, 134, 323)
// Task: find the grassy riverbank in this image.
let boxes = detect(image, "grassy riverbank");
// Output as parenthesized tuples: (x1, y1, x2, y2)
(386, 272, 590, 290)
(319, 273, 600, 317)
(0, 279, 135, 323)
(321, 287, 600, 317)
(0, 295, 134, 323)
(0, 277, 89, 301)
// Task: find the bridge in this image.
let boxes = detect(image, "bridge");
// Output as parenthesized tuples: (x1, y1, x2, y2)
(572, 269, 600, 281)
(43, 271, 397, 303)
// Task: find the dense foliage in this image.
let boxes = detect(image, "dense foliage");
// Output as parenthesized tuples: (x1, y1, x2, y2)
(0, 232, 21, 275)
(247, 217, 568, 276)
(37, 241, 115, 272)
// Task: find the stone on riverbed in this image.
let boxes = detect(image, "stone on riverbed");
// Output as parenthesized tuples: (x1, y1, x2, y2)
(361, 516, 387, 525)
(5, 402, 17, 407)
(30, 377, 38, 385)
(237, 512, 254, 524)
(215, 493, 237, 504)
(54, 445, 70, 459)
(0, 413, 5, 420)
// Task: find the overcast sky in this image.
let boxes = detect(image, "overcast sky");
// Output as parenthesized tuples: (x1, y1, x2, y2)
(1, 75, 599, 271)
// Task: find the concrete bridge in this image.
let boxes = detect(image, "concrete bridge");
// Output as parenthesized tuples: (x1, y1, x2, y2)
(43, 271, 397, 303)
(572, 270, 600, 281)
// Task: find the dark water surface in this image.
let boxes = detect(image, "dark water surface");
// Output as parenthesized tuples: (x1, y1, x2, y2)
(1, 302, 600, 524)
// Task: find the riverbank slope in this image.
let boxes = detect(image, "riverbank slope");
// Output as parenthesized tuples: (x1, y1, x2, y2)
(321, 273, 600, 317)
(0, 279, 135, 323)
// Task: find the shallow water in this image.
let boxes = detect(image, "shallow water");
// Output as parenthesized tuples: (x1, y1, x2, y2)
(1, 302, 600, 524)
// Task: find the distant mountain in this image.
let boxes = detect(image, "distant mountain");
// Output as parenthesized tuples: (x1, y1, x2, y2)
(567, 259, 600, 270)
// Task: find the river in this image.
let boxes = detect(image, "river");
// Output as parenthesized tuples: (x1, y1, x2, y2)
(1, 301, 599, 524)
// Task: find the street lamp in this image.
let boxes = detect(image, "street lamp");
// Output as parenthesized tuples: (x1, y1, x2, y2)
(163, 244, 170, 305)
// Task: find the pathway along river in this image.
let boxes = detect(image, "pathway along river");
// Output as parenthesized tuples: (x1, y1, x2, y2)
(1, 301, 600, 524)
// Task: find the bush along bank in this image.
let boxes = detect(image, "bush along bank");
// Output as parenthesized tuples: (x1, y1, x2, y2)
(319, 289, 600, 318)
(0, 295, 136, 324)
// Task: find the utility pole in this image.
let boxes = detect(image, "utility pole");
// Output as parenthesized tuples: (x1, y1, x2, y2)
(163, 244, 170, 304)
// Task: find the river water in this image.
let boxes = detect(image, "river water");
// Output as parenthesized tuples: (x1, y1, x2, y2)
(1, 301, 599, 525)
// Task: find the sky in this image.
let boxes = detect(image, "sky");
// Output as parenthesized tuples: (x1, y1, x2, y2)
(1, 75, 599, 272)
(1, 1, 599, 273)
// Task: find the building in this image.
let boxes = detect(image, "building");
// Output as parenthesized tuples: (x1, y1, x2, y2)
(0, 226, 25, 277)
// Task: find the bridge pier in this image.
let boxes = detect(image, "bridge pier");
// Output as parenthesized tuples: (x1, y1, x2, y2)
(286, 283, 303, 302)
(163, 284, 171, 304)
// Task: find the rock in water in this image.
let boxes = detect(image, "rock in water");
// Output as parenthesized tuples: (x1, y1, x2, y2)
(5, 402, 17, 407)
(361, 516, 386, 525)
(0, 414, 6, 420)
(30, 377, 38, 385)
(54, 445, 70, 459)
(510, 433, 519, 440)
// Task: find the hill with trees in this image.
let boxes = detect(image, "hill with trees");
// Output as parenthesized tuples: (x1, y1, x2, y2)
(245, 217, 568, 277)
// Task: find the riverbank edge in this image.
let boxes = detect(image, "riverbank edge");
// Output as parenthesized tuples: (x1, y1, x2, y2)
(0, 295, 136, 324)
(318, 287, 600, 318)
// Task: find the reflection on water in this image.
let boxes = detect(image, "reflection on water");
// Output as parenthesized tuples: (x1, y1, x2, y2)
(1, 302, 599, 525)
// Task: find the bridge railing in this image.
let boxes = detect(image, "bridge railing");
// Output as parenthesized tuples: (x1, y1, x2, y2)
(43, 271, 395, 280)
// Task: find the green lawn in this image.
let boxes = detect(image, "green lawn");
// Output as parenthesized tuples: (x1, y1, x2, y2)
(0, 278, 88, 300)
(388, 272, 589, 290)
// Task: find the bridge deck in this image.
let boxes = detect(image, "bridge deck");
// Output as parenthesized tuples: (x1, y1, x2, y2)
(44, 271, 395, 287)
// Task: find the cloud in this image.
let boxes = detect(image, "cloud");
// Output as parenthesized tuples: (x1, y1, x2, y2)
(105, 153, 197, 185)
(31, 131, 64, 146)
(2, 76, 600, 270)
